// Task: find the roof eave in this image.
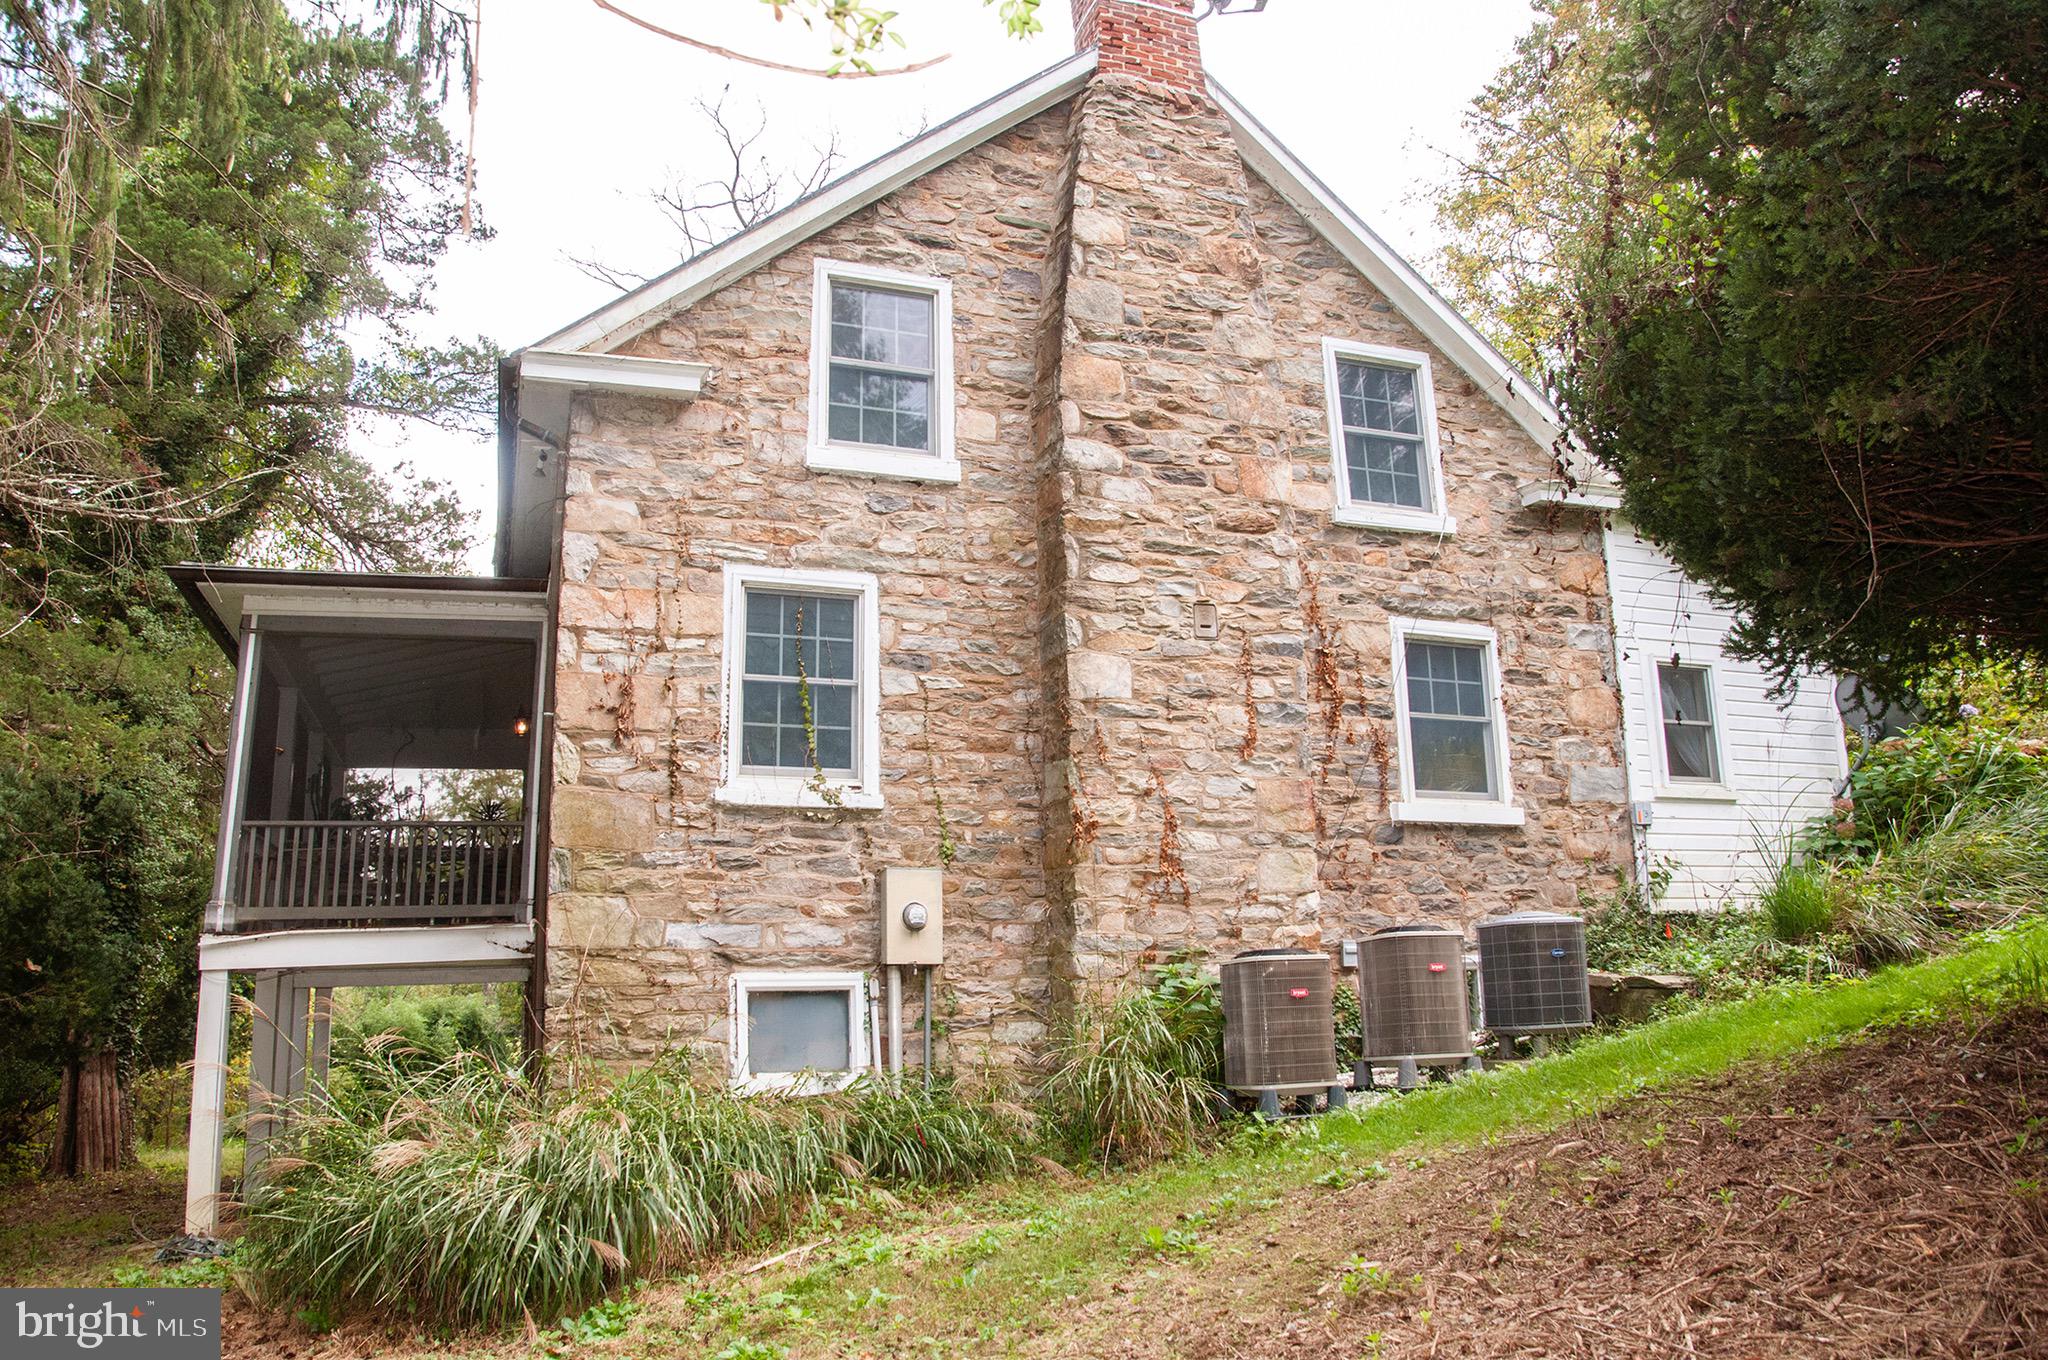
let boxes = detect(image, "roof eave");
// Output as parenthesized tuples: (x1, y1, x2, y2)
(1207, 76, 1565, 455)
(528, 48, 1098, 357)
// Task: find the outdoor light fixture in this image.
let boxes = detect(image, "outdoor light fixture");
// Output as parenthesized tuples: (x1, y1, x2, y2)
(513, 713, 531, 737)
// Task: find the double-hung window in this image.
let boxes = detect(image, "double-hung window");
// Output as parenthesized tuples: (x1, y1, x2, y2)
(730, 971, 872, 1094)
(1388, 617, 1522, 826)
(717, 565, 882, 809)
(807, 260, 957, 483)
(1322, 339, 1454, 534)
(1654, 660, 1731, 795)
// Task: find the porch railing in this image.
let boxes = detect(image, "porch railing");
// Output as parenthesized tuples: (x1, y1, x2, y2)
(230, 820, 526, 928)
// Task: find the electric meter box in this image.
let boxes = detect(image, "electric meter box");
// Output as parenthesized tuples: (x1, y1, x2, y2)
(881, 867, 943, 966)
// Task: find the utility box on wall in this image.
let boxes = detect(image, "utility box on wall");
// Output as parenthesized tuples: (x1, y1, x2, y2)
(881, 867, 943, 966)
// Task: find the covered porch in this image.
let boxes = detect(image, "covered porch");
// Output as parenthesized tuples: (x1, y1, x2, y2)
(168, 565, 552, 1234)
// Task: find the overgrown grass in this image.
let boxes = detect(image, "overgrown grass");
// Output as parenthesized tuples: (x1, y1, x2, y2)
(1761, 859, 1838, 942)
(241, 1052, 1026, 1327)
(1591, 781, 2047, 992)
(644, 920, 2048, 1360)
(1038, 982, 1220, 1167)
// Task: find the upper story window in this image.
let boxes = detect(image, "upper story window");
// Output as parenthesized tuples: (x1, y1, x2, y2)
(1388, 616, 1523, 827)
(1653, 659, 1733, 798)
(1321, 339, 1454, 535)
(807, 260, 958, 484)
(717, 564, 883, 810)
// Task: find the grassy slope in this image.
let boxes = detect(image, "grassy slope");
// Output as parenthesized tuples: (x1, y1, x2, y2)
(630, 919, 2048, 1359)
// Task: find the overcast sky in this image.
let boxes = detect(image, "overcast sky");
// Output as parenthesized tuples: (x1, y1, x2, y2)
(367, 0, 1539, 570)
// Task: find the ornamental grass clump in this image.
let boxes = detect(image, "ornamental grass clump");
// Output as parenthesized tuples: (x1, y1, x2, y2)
(241, 1047, 1026, 1328)
(1039, 962, 1226, 1167)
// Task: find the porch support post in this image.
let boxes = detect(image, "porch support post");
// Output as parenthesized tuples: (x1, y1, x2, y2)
(207, 618, 263, 933)
(182, 968, 233, 1237)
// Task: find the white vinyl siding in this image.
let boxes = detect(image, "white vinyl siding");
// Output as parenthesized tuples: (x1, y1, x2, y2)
(1606, 524, 1848, 911)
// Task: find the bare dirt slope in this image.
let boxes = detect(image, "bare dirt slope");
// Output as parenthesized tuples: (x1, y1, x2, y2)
(1035, 1011, 2048, 1360)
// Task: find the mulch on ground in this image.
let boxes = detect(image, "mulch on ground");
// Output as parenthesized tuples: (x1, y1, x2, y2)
(1039, 1010, 2048, 1359)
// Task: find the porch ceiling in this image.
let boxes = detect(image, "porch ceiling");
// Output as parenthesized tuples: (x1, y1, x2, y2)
(267, 631, 536, 769)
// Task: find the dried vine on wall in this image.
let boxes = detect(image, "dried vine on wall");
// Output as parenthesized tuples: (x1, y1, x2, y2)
(917, 677, 958, 866)
(1150, 768, 1190, 907)
(1237, 637, 1259, 760)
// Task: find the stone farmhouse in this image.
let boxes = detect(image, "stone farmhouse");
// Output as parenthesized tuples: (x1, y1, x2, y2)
(168, 0, 1845, 1233)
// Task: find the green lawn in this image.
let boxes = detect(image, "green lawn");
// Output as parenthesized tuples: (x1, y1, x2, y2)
(635, 919, 2048, 1359)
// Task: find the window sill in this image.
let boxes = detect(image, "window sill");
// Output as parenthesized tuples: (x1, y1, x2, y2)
(1391, 799, 1526, 827)
(715, 780, 884, 811)
(806, 444, 961, 484)
(1653, 784, 1740, 804)
(1332, 504, 1457, 535)
(731, 1070, 866, 1097)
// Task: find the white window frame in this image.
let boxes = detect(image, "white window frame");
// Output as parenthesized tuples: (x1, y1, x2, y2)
(729, 969, 875, 1095)
(1388, 616, 1523, 826)
(1647, 654, 1738, 802)
(715, 564, 884, 810)
(1321, 338, 1455, 535)
(806, 259, 959, 484)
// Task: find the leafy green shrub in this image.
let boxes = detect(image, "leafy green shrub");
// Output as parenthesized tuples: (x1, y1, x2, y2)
(1039, 964, 1225, 1167)
(1332, 973, 1362, 1069)
(1811, 725, 2048, 860)
(242, 1049, 1025, 1328)
(327, 985, 521, 1072)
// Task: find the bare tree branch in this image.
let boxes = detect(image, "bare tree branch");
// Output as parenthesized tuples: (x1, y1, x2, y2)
(588, 0, 951, 79)
(568, 86, 843, 289)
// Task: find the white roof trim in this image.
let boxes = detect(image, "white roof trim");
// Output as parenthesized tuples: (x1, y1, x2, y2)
(531, 49, 1098, 355)
(519, 347, 710, 398)
(1518, 479, 1623, 511)
(1207, 77, 1566, 455)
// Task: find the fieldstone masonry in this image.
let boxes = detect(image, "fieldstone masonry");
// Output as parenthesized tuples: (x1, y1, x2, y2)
(540, 8, 1629, 1071)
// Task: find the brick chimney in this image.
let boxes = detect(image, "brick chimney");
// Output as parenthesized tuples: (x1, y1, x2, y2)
(1071, 0, 1203, 92)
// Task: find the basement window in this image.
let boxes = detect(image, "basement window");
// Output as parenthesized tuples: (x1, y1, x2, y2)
(715, 565, 883, 810)
(1653, 659, 1735, 800)
(1388, 616, 1523, 827)
(807, 259, 958, 483)
(1321, 339, 1455, 534)
(730, 971, 873, 1094)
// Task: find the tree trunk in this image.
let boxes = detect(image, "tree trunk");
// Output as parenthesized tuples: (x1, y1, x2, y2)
(45, 1049, 131, 1177)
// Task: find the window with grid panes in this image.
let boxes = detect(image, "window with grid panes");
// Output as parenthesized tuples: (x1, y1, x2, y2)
(1335, 358, 1431, 510)
(1404, 639, 1498, 796)
(739, 590, 858, 776)
(824, 284, 936, 454)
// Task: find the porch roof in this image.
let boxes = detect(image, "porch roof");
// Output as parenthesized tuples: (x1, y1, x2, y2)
(167, 564, 548, 663)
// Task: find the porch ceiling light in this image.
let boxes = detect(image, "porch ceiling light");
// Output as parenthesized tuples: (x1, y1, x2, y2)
(514, 712, 531, 737)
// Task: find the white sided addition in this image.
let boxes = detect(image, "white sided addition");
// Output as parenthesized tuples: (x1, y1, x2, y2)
(1604, 522, 1849, 911)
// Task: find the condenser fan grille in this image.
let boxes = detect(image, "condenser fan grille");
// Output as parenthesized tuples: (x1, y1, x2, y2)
(1358, 927, 1472, 1063)
(1220, 951, 1337, 1092)
(1477, 913, 1592, 1033)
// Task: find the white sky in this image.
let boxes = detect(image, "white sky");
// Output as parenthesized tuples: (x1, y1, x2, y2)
(360, 0, 1539, 572)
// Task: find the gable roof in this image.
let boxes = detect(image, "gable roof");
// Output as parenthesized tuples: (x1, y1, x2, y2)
(531, 50, 1099, 355)
(1207, 79, 1565, 454)
(520, 51, 1566, 457)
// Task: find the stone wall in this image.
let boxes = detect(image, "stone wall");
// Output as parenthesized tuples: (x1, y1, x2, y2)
(544, 106, 1075, 1066)
(541, 69, 1631, 1073)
